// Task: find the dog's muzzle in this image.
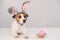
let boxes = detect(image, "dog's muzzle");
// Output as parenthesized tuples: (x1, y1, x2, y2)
(18, 20, 26, 26)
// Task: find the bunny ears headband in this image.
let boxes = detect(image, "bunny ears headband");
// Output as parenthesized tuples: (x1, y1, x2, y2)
(8, 1, 30, 14)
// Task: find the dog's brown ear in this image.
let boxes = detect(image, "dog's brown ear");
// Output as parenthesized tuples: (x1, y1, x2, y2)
(12, 15, 16, 18)
(26, 14, 28, 17)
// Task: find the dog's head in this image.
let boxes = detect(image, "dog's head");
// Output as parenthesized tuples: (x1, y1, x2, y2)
(8, 1, 30, 25)
(13, 12, 28, 25)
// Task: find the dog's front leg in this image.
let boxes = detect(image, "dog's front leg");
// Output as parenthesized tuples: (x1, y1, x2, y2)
(12, 31, 19, 38)
(21, 26, 29, 38)
(12, 26, 20, 38)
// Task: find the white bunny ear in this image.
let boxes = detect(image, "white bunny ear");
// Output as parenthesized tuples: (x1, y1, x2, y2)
(22, 1, 30, 12)
(8, 6, 17, 14)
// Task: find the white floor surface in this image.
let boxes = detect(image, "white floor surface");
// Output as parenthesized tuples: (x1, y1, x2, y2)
(0, 27, 60, 40)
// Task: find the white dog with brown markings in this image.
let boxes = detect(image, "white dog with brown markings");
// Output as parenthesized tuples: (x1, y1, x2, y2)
(8, 1, 30, 38)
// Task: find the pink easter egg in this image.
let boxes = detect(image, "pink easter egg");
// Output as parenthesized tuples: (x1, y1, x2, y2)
(39, 30, 46, 36)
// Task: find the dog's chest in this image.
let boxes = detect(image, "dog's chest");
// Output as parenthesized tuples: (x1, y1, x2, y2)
(11, 20, 25, 31)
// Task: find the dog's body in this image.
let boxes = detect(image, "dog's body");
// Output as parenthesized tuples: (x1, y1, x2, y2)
(11, 12, 28, 38)
(12, 19, 27, 38)
(8, 1, 30, 38)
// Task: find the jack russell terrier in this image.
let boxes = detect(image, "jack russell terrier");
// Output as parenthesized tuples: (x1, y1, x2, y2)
(8, 1, 30, 38)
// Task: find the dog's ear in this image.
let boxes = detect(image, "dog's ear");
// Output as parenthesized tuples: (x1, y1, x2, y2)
(26, 14, 28, 17)
(12, 14, 16, 18)
(8, 6, 18, 14)
(22, 1, 30, 12)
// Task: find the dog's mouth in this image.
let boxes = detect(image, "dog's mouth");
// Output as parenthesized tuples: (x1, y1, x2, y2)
(20, 22, 26, 26)
(17, 20, 26, 26)
(20, 24, 23, 26)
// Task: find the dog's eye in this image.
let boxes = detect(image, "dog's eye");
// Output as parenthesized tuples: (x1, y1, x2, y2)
(19, 16, 21, 18)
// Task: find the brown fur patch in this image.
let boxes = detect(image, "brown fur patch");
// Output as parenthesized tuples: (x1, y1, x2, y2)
(16, 13, 22, 23)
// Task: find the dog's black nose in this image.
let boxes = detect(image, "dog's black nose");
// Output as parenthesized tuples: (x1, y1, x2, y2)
(23, 20, 26, 23)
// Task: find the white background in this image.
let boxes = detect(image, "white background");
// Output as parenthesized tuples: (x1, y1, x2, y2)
(0, 0, 60, 27)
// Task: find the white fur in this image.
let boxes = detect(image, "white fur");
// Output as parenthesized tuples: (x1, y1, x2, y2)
(11, 20, 28, 38)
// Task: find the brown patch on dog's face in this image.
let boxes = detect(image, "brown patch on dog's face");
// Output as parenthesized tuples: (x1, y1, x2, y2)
(15, 13, 21, 23)
(14, 12, 28, 24)
(23, 13, 28, 18)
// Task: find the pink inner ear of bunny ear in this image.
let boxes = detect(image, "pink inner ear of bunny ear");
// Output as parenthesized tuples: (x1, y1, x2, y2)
(23, 1, 30, 11)
(12, 7, 17, 14)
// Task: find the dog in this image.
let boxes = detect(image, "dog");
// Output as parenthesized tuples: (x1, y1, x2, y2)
(8, 1, 30, 38)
